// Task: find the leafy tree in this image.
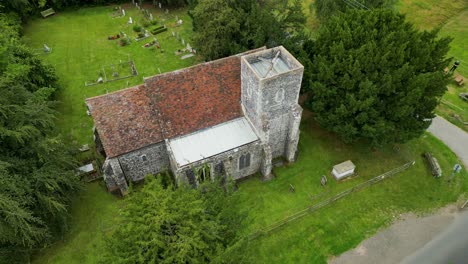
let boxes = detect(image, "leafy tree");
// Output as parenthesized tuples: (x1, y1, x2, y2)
(306, 9, 451, 145)
(191, 0, 307, 61)
(315, 0, 396, 20)
(101, 176, 244, 264)
(0, 13, 81, 263)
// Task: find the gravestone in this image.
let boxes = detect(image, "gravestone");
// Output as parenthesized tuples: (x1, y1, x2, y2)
(132, 0, 135, 4)
(149, 13, 153, 20)
(176, 15, 178, 21)
(159, 2, 162, 8)
(165, 9, 169, 14)
(177, 19, 183, 25)
(321, 175, 327, 186)
(176, 32, 180, 40)
(128, 17, 133, 24)
(171, 31, 175, 37)
(186, 43, 192, 52)
(122, 9, 125, 17)
(181, 38, 185, 45)
(43, 44, 51, 53)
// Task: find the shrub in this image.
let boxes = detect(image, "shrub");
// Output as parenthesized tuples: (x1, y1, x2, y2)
(137, 32, 145, 38)
(142, 20, 150, 27)
(132, 24, 142, 32)
(120, 38, 129, 46)
(150, 20, 158, 25)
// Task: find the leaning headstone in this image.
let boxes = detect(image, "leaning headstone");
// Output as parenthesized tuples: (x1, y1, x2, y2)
(121, 9, 125, 17)
(97, 76, 103, 83)
(171, 31, 175, 37)
(186, 43, 192, 52)
(43, 44, 51, 53)
(128, 17, 133, 24)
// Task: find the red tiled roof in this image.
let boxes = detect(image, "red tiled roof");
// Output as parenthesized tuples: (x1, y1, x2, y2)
(86, 85, 163, 158)
(144, 56, 242, 140)
(86, 49, 265, 158)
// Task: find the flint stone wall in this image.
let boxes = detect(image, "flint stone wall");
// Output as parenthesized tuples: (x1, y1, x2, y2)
(118, 141, 170, 182)
(176, 140, 263, 184)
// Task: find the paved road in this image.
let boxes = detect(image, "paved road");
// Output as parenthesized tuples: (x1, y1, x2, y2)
(427, 116, 468, 168)
(401, 209, 468, 264)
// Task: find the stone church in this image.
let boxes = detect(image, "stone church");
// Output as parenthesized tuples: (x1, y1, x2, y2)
(86, 46, 304, 195)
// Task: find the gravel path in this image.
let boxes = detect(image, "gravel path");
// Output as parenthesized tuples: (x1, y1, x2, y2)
(328, 206, 460, 264)
(427, 116, 468, 168)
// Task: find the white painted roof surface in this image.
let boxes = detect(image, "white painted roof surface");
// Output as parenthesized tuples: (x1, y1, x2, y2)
(169, 117, 259, 167)
(250, 57, 290, 78)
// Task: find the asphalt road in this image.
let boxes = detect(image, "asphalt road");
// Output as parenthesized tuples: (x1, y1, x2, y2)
(401, 209, 468, 264)
(427, 116, 468, 168)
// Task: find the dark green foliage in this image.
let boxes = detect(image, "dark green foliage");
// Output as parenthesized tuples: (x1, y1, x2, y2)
(190, 0, 307, 61)
(307, 9, 451, 145)
(315, 0, 396, 20)
(0, 13, 81, 263)
(101, 176, 244, 264)
(133, 24, 142, 32)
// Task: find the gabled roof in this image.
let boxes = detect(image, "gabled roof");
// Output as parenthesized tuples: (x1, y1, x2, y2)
(145, 55, 242, 140)
(86, 85, 162, 158)
(86, 48, 266, 158)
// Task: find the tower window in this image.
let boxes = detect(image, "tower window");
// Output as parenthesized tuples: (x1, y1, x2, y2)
(141, 154, 147, 162)
(239, 153, 251, 170)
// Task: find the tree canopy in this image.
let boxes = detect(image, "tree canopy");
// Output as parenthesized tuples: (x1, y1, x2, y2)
(0, 12, 81, 264)
(190, 0, 306, 61)
(306, 9, 451, 145)
(101, 176, 245, 264)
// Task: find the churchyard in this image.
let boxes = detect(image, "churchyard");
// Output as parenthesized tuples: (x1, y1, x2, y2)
(23, 3, 196, 151)
(26, 1, 467, 264)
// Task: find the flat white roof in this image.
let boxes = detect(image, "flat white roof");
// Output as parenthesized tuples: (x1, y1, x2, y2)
(169, 117, 259, 167)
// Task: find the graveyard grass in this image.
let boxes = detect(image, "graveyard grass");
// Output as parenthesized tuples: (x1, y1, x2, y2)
(23, 3, 196, 150)
(27, 2, 468, 264)
(31, 113, 468, 264)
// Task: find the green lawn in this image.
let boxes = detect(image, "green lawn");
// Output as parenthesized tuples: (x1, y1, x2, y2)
(27, 2, 468, 264)
(31, 115, 468, 264)
(32, 183, 122, 264)
(397, 1, 468, 131)
(234, 116, 467, 263)
(23, 4, 196, 149)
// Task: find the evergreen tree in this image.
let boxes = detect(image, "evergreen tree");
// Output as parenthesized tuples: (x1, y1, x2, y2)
(191, 0, 307, 61)
(306, 9, 451, 145)
(101, 176, 244, 264)
(0, 13, 82, 263)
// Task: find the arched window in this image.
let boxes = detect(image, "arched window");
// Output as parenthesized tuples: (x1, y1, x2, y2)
(239, 153, 251, 170)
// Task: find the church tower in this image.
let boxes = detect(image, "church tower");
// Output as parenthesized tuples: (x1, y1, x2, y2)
(240, 46, 303, 170)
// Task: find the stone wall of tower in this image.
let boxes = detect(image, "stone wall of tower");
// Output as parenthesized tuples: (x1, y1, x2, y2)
(240, 46, 304, 160)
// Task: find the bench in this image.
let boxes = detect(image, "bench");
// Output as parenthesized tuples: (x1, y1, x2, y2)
(41, 8, 55, 18)
(424, 152, 442, 178)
